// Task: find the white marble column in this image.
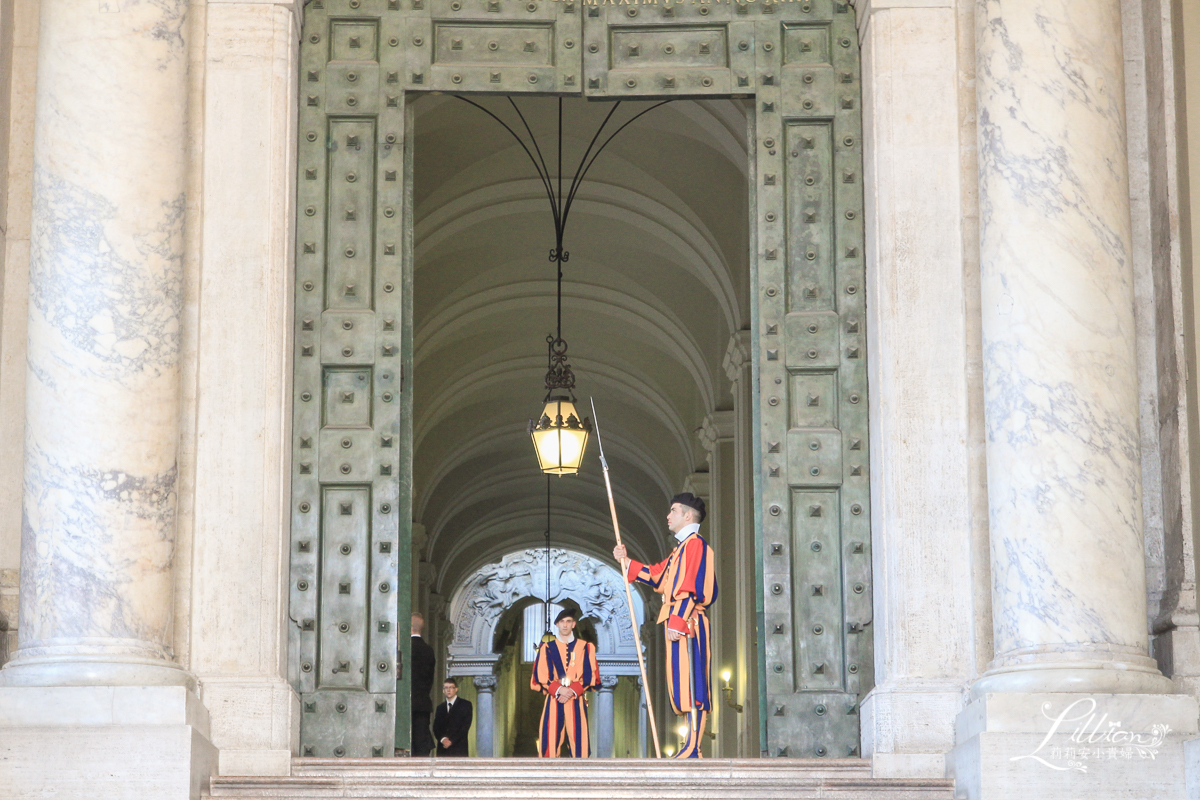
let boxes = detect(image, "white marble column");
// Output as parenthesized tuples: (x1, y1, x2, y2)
(974, 0, 1171, 695)
(597, 675, 618, 758)
(0, 0, 192, 689)
(474, 674, 496, 756)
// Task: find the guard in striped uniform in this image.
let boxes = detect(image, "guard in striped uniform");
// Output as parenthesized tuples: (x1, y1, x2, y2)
(613, 492, 717, 758)
(530, 607, 601, 758)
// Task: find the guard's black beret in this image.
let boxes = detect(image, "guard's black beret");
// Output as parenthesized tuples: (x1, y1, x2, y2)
(671, 492, 706, 523)
(554, 607, 580, 624)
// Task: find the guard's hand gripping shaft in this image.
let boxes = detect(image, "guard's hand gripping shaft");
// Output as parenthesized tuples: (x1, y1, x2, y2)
(590, 398, 662, 758)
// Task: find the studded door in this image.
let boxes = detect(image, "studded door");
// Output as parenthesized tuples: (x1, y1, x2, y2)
(751, 2, 871, 759)
(291, 0, 868, 761)
(290, 0, 583, 760)
(291, 0, 411, 758)
(579, 0, 870, 760)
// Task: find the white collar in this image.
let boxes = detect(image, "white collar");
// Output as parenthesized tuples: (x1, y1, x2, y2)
(555, 633, 576, 644)
(446, 696, 456, 705)
(674, 522, 701, 543)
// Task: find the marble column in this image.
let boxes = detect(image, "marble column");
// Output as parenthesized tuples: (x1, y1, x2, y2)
(0, 0, 192, 689)
(974, 0, 1171, 695)
(597, 675, 618, 758)
(474, 675, 497, 756)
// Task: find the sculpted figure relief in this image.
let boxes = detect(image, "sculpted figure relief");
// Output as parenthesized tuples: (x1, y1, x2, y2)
(452, 548, 640, 660)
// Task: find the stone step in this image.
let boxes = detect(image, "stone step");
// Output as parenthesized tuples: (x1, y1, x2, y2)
(206, 758, 956, 800)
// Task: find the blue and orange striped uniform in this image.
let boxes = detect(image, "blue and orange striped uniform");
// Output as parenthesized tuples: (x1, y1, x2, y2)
(530, 636, 600, 757)
(625, 530, 718, 758)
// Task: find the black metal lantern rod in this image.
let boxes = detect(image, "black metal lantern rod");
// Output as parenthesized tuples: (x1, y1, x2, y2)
(456, 96, 670, 346)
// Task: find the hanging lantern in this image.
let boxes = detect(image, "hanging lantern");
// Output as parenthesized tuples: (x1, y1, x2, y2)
(530, 394, 592, 474)
(528, 335, 592, 475)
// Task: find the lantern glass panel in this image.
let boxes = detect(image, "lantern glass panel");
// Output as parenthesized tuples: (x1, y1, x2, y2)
(530, 398, 589, 474)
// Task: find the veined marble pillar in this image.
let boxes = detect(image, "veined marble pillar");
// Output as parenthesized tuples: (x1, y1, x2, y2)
(0, 3, 216, 796)
(946, 3, 1200, 796)
(1, 0, 191, 689)
(597, 675, 618, 758)
(474, 675, 496, 757)
(973, 0, 1171, 696)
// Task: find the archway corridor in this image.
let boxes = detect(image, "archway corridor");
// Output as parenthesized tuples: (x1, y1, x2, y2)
(408, 95, 759, 757)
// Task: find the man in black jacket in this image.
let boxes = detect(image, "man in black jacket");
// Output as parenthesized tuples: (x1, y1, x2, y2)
(432, 677, 472, 756)
(409, 613, 437, 757)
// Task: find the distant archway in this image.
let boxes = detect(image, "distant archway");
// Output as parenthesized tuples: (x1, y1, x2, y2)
(445, 547, 647, 756)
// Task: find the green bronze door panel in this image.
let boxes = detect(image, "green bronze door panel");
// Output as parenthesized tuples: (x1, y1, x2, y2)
(752, 0, 870, 759)
(291, 0, 412, 759)
(580, 1, 754, 97)
(403, 0, 582, 92)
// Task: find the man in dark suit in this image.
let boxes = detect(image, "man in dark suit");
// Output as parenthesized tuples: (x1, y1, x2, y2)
(409, 613, 437, 757)
(432, 677, 472, 756)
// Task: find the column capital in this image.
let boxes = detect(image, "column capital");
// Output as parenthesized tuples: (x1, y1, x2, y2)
(698, 411, 736, 454)
(411, 522, 428, 552)
(473, 674, 497, 692)
(600, 675, 620, 691)
(722, 330, 751, 384)
(683, 472, 710, 502)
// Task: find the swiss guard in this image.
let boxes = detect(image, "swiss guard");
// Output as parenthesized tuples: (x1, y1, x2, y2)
(530, 607, 601, 758)
(612, 492, 717, 758)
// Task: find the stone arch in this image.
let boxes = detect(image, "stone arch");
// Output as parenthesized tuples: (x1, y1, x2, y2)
(442, 546, 649, 757)
(446, 546, 643, 675)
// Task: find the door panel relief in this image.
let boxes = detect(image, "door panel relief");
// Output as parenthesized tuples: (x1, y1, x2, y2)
(582, 1, 754, 97)
(753, 0, 869, 759)
(404, 0, 582, 92)
(292, 0, 411, 759)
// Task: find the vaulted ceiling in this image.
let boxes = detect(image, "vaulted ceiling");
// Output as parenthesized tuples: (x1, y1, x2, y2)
(411, 95, 750, 597)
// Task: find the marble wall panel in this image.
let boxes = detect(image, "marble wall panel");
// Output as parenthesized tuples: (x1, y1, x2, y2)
(186, 0, 299, 773)
(857, 0, 979, 776)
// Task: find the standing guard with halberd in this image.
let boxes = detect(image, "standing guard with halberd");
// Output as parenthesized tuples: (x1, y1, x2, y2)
(613, 492, 717, 758)
(530, 607, 600, 757)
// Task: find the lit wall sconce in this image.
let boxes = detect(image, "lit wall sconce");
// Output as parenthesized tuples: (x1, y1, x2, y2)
(721, 669, 743, 713)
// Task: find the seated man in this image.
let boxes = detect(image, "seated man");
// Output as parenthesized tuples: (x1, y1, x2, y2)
(530, 607, 600, 758)
(432, 677, 472, 756)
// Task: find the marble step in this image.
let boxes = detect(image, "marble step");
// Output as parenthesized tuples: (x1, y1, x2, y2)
(206, 758, 956, 800)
